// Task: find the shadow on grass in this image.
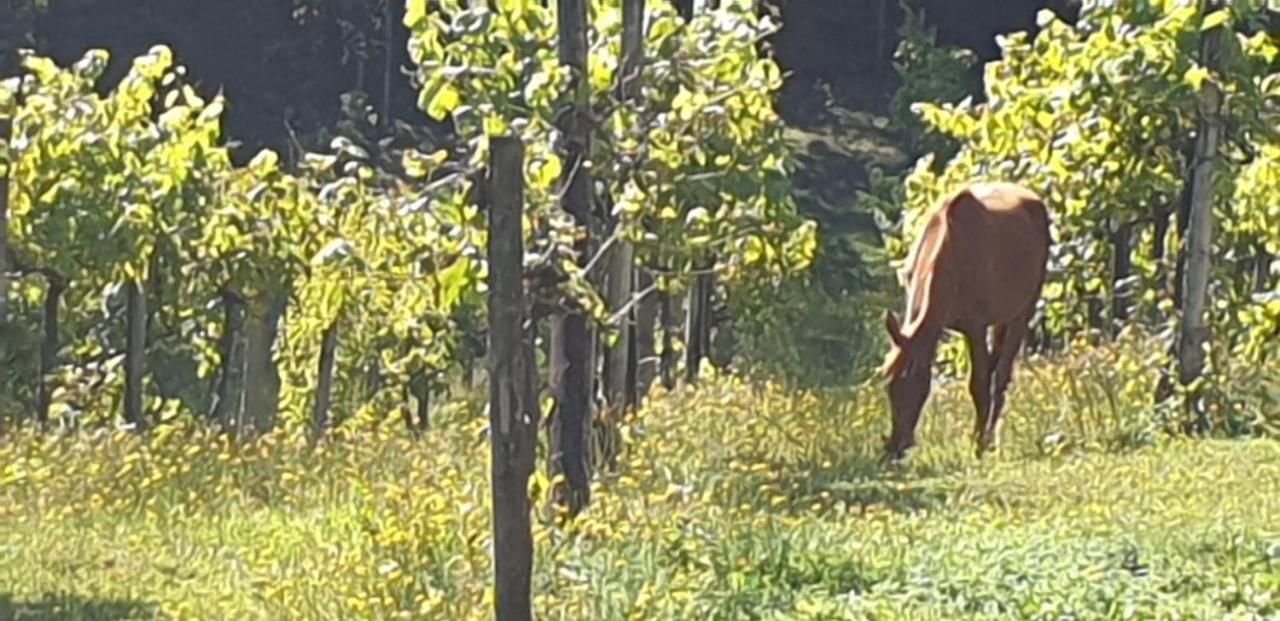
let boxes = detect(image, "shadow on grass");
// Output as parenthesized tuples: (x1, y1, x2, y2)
(0, 593, 159, 620)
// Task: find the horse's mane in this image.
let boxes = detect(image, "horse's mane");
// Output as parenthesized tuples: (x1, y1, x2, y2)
(901, 189, 970, 338)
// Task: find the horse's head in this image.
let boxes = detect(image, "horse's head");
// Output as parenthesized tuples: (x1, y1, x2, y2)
(881, 309, 933, 459)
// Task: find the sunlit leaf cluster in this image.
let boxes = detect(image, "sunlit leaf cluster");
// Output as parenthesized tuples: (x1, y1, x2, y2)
(1, 48, 476, 430)
(405, 0, 816, 315)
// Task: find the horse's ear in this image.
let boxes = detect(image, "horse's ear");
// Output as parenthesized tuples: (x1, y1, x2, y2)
(884, 310, 906, 347)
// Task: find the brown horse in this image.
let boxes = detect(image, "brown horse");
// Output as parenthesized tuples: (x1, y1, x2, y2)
(882, 182, 1051, 459)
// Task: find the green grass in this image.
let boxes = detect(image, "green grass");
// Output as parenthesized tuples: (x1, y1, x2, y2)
(0, 338, 1276, 619)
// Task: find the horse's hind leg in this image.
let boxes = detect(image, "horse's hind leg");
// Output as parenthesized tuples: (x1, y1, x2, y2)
(963, 327, 993, 454)
(983, 314, 1031, 454)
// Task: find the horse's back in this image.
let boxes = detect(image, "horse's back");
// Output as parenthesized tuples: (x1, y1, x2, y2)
(941, 182, 1051, 325)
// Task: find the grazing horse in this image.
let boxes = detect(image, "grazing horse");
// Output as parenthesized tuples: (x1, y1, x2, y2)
(882, 182, 1051, 459)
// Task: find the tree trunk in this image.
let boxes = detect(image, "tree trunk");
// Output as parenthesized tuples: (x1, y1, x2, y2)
(463, 349, 476, 389)
(1152, 203, 1170, 264)
(124, 279, 147, 430)
(1178, 0, 1225, 388)
(659, 291, 679, 390)
(1111, 221, 1132, 337)
(245, 295, 283, 434)
(684, 271, 712, 384)
(619, 0, 648, 411)
(603, 0, 644, 416)
(415, 374, 430, 431)
(633, 270, 659, 401)
(675, 0, 693, 21)
(312, 319, 339, 437)
(548, 0, 594, 518)
(1172, 155, 1196, 309)
(548, 311, 592, 515)
(487, 135, 539, 621)
(35, 272, 66, 428)
(1255, 245, 1273, 293)
(213, 290, 247, 432)
(602, 243, 633, 408)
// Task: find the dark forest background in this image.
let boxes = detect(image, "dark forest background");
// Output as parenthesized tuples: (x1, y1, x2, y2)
(27, 1, 1081, 158)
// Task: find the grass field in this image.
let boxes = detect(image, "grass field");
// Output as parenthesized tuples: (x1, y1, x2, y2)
(1, 338, 1277, 620)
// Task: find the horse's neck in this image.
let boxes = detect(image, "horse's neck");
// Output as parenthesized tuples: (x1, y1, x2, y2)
(905, 263, 952, 339)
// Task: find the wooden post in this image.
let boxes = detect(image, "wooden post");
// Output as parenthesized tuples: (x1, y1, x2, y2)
(487, 135, 538, 621)
(549, 0, 594, 517)
(1178, 0, 1225, 388)
(124, 279, 147, 430)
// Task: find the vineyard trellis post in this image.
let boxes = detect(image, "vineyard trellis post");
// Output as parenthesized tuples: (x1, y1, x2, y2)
(487, 134, 539, 621)
(548, 0, 594, 517)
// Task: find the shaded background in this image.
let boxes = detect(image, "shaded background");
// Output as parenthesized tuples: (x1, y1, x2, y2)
(30, 0, 1081, 158)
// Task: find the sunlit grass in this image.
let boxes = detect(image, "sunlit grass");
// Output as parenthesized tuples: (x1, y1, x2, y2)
(0, 337, 1276, 619)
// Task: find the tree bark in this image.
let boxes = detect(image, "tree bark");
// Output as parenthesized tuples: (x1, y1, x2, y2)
(1173, 157, 1195, 309)
(1178, 0, 1225, 388)
(602, 243, 633, 408)
(35, 272, 66, 428)
(1111, 221, 1132, 337)
(124, 279, 147, 430)
(659, 291, 679, 390)
(487, 135, 539, 621)
(603, 0, 644, 416)
(1255, 246, 1273, 293)
(312, 319, 339, 437)
(245, 295, 283, 434)
(213, 289, 247, 432)
(415, 375, 430, 431)
(548, 0, 594, 518)
(634, 270, 659, 401)
(684, 271, 712, 383)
